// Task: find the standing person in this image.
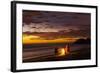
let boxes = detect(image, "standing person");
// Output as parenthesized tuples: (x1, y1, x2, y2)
(65, 44, 70, 54)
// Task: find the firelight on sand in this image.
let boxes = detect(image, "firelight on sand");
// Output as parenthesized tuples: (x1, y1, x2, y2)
(56, 45, 70, 56)
(57, 48, 66, 56)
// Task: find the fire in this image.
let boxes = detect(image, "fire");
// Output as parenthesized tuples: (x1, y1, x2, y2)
(55, 45, 70, 56)
(57, 48, 66, 56)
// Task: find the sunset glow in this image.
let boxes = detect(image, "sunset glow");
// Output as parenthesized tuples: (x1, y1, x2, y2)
(22, 35, 78, 44)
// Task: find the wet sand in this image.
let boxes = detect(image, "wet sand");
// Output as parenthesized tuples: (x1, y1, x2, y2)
(23, 43, 90, 63)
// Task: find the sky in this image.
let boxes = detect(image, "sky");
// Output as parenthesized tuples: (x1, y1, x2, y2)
(22, 10, 91, 38)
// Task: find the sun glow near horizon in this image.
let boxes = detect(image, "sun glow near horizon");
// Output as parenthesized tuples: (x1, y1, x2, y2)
(22, 35, 78, 44)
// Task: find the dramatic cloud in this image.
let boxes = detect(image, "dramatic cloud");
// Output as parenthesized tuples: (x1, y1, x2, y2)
(22, 10, 90, 38)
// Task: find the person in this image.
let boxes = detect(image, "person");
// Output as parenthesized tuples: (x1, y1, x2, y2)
(65, 44, 70, 54)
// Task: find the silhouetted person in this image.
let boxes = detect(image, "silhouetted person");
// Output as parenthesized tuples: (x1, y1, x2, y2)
(65, 44, 70, 54)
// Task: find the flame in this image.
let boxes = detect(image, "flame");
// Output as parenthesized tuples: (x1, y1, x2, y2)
(57, 48, 66, 56)
(57, 47, 69, 56)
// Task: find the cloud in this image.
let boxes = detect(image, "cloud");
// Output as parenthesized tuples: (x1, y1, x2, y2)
(23, 10, 90, 38)
(23, 10, 90, 25)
